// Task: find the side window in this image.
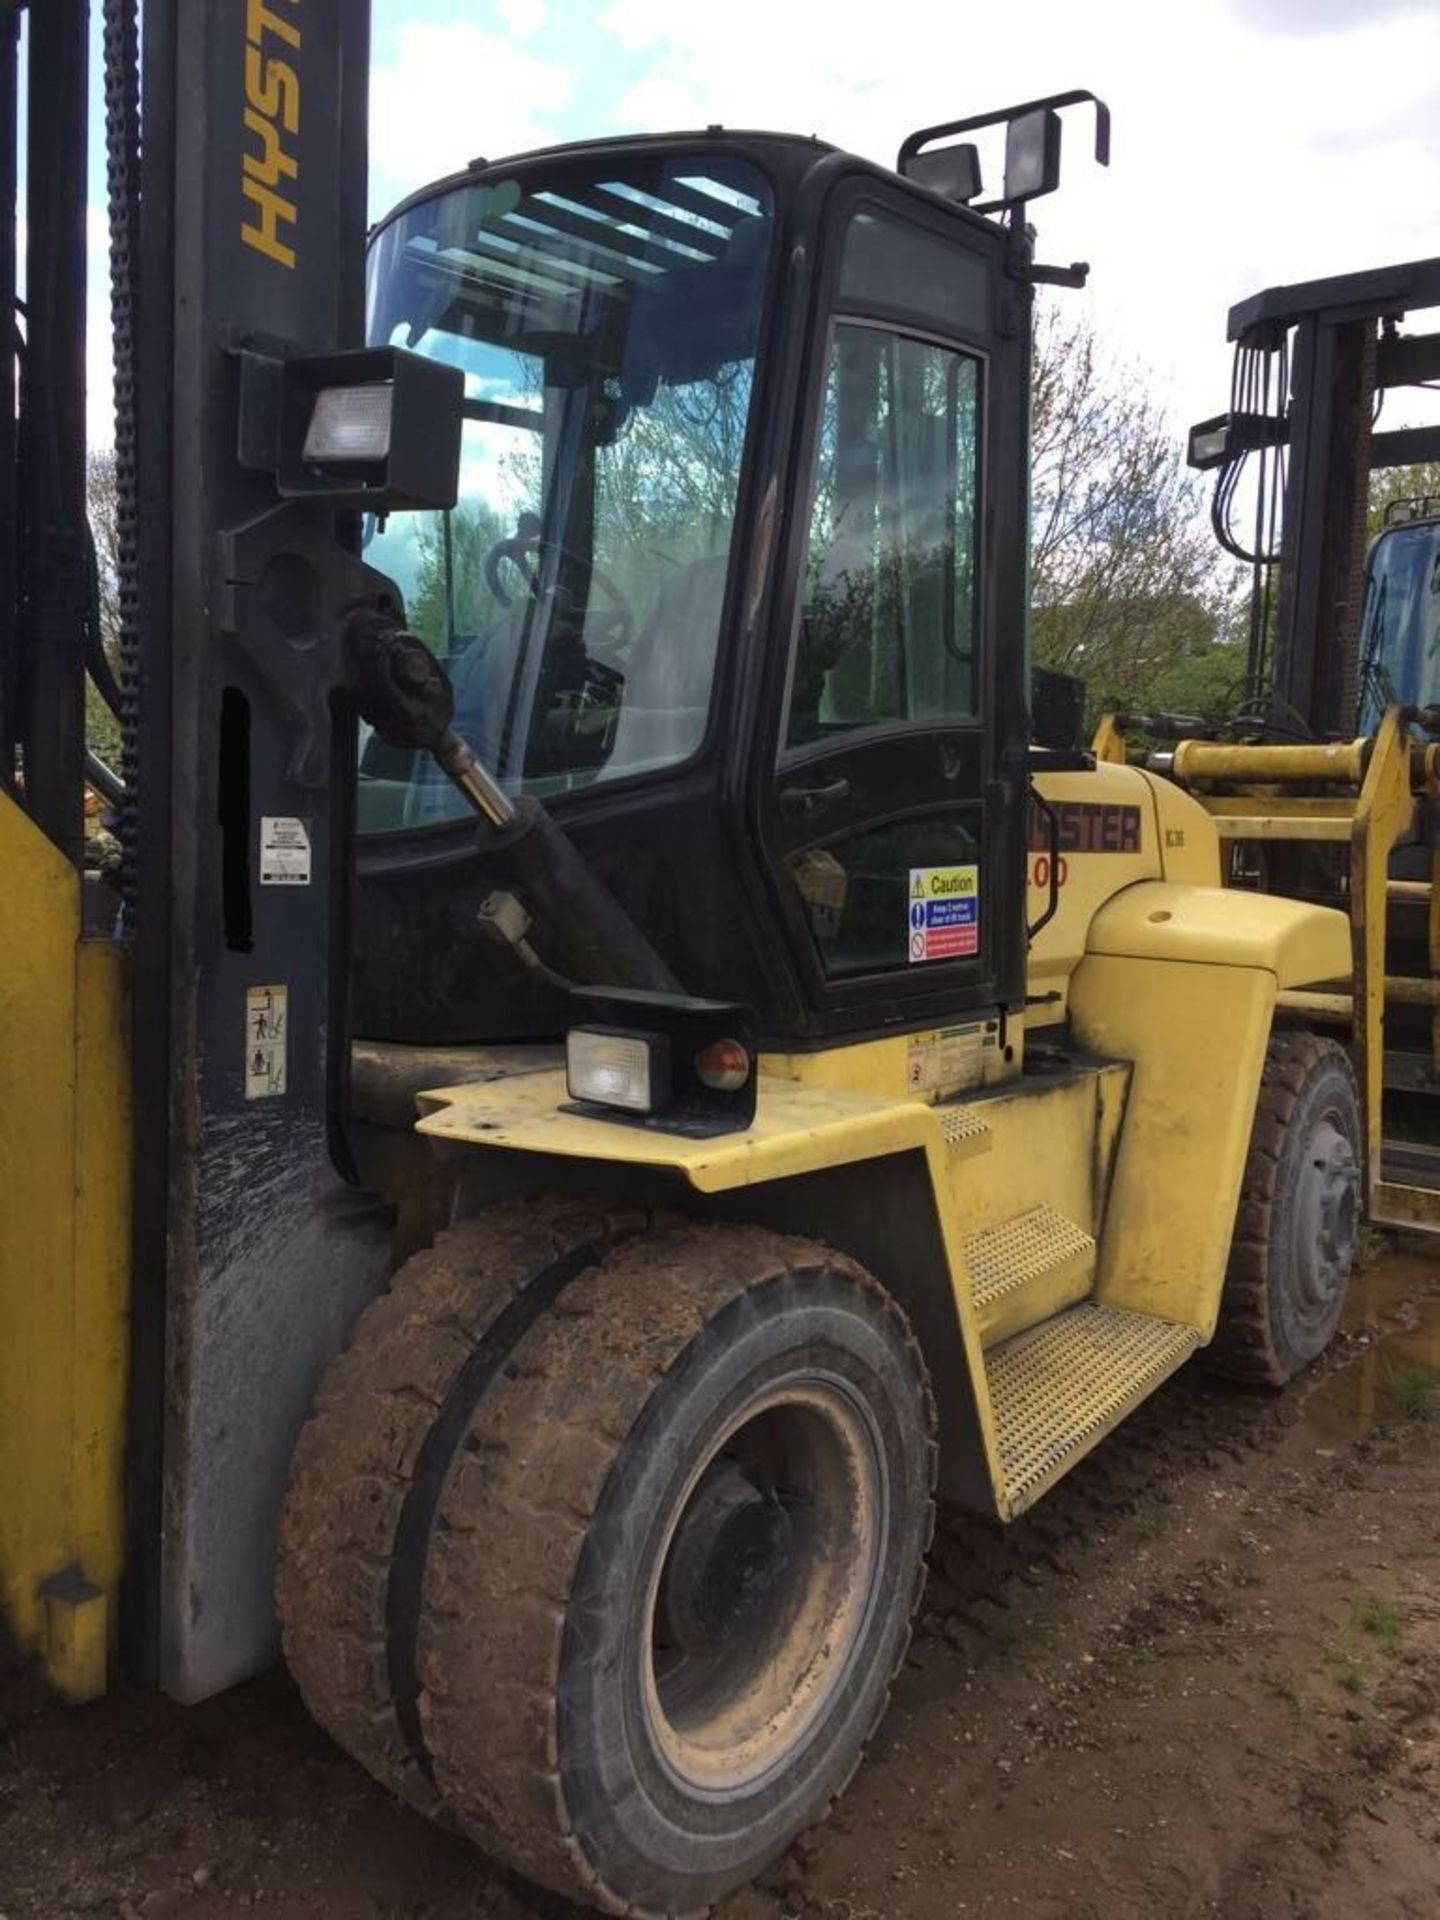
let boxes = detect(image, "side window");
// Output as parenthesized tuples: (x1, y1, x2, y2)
(786, 324, 980, 750)
(792, 810, 982, 980)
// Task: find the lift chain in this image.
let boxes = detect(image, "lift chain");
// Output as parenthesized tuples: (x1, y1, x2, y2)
(102, 0, 141, 915)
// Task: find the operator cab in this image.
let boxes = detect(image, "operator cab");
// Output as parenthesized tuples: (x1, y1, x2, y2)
(353, 108, 1102, 1057)
(1357, 499, 1440, 730)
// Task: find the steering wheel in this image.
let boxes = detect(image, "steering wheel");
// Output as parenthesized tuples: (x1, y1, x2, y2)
(483, 521, 635, 659)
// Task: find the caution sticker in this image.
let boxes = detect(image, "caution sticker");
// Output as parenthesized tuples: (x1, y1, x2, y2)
(245, 984, 287, 1099)
(260, 815, 311, 886)
(908, 865, 979, 963)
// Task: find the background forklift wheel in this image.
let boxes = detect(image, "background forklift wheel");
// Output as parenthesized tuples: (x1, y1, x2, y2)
(1209, 1030, 1360, 1386)
(419, 1223, 936, 1918)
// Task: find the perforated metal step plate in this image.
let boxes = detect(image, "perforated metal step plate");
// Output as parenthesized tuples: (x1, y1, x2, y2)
(964, 1205, 1096, 1349)
(940, 1104, 992, 1151)
(986, 1303, 1200, 1517)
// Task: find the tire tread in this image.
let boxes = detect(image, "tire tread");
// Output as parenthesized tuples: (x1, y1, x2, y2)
(275, 1197, 644, 1813)
(1208, 1029, 1356, 1387)
(419, 1223, 936, 1917)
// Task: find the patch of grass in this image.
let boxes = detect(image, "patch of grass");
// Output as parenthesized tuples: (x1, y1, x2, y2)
(1388, 1360, 1440, 1420)
(1347, 1594, 1405, 1653)
(1330, 1652, 1367, 1695)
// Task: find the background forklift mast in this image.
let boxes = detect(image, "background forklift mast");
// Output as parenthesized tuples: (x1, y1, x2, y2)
(1097, 258, 1440, 1230)
(1185, 254, 1440, 737)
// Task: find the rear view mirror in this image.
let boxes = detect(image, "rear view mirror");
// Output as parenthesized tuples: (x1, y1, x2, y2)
(1004, 110, 1062, 206)
(1031, 665, 1087, 754)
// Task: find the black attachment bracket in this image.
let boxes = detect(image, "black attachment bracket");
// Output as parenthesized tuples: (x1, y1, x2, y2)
(1031, 261, 1091, 290)
(898, 89, 1110, 220)
(1026, 787, 1062, 943)
(216, 503, 408, 789)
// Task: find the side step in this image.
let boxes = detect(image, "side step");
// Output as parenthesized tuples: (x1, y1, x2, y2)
(963, 1205, 1095, 1349)
(985, 1303, 1200, 1518)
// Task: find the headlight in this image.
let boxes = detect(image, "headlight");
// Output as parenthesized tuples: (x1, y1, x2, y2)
(565, 1026, 670, 1115)
(302, 382, 394, 464)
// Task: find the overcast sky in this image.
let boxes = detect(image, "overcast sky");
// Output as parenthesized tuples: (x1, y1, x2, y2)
(70, 0, 1439, 448)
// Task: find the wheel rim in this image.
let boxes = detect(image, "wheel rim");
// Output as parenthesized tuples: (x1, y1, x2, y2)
(641, 1378, 883, 1795)
(1292, 1105, 1360, 1334)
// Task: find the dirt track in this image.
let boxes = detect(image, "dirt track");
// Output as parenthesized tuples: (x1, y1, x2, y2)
(2, 1250, 1438, 1920)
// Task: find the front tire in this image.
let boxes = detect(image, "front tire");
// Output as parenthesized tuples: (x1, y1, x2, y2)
(1210, 1031, 1361, 1385)
(275, 1198, 647, 1812)
(419, 1222, 936, 1917)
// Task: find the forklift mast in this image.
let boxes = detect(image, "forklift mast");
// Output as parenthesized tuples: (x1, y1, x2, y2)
(126, 0, 400, 1698)
(1189, 257, 1440, 737)
(0, 0, 390, 1695)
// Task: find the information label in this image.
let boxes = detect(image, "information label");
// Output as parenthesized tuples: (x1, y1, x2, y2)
(906, 1022, 985, 1094)
(260, 816, 311, 886)
(244, 984, 287, 1099)
(907, 865, 979, 963)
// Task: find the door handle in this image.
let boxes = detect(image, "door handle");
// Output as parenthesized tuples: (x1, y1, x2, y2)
(779, 777, 851, 822)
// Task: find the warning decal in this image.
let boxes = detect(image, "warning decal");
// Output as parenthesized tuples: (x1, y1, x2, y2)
(907, 1021, 985, 1094)
(245, 984, 287, 1099)
(908, 865, 979, 964)
(260, 815, 311, 886)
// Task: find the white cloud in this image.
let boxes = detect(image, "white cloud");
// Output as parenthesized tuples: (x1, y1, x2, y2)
(1217, 0, 1432, 35)
(369, 21, 576, 210)
(498, 0, 546, 36)
(593, 0, 1440, 435)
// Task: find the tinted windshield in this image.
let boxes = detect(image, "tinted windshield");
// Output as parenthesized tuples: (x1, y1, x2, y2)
(361, 154, 774, 829)
(1358, 518, 1440, 730)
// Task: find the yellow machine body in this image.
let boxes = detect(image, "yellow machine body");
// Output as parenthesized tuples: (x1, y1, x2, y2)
(0, 790, 130, 1700)
(418, 759, 1352, 1520)
(0, 744, 1355, 1689)
(1099, 706, 1440, 1234)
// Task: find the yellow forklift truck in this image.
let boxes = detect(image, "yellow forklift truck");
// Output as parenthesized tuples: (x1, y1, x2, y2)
(1, 11, 1363, 1914)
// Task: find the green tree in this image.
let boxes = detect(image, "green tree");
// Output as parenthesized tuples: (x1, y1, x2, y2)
(1368, 458, 1440, 538)
(408, 498, 510, 653)
(592, 362, 753, 572)
(1028, 306, 1243, 720)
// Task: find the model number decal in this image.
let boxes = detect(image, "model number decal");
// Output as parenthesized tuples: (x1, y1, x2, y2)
(1029, 854, 1070, 890)
(242, 0, 301, 270)
(1027, 800, 1142, 855)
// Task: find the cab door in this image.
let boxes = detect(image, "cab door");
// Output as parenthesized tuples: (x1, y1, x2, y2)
(754, 183, 1030, 1040)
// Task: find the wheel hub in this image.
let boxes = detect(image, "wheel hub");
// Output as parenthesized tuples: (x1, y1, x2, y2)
(1296, 1115, 1360, 1319)
(643, 1381, 881, 1795)
(659, 1460, 794, 1657)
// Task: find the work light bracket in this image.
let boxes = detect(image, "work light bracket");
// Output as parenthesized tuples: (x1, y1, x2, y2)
(235, 342, 463, 511)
